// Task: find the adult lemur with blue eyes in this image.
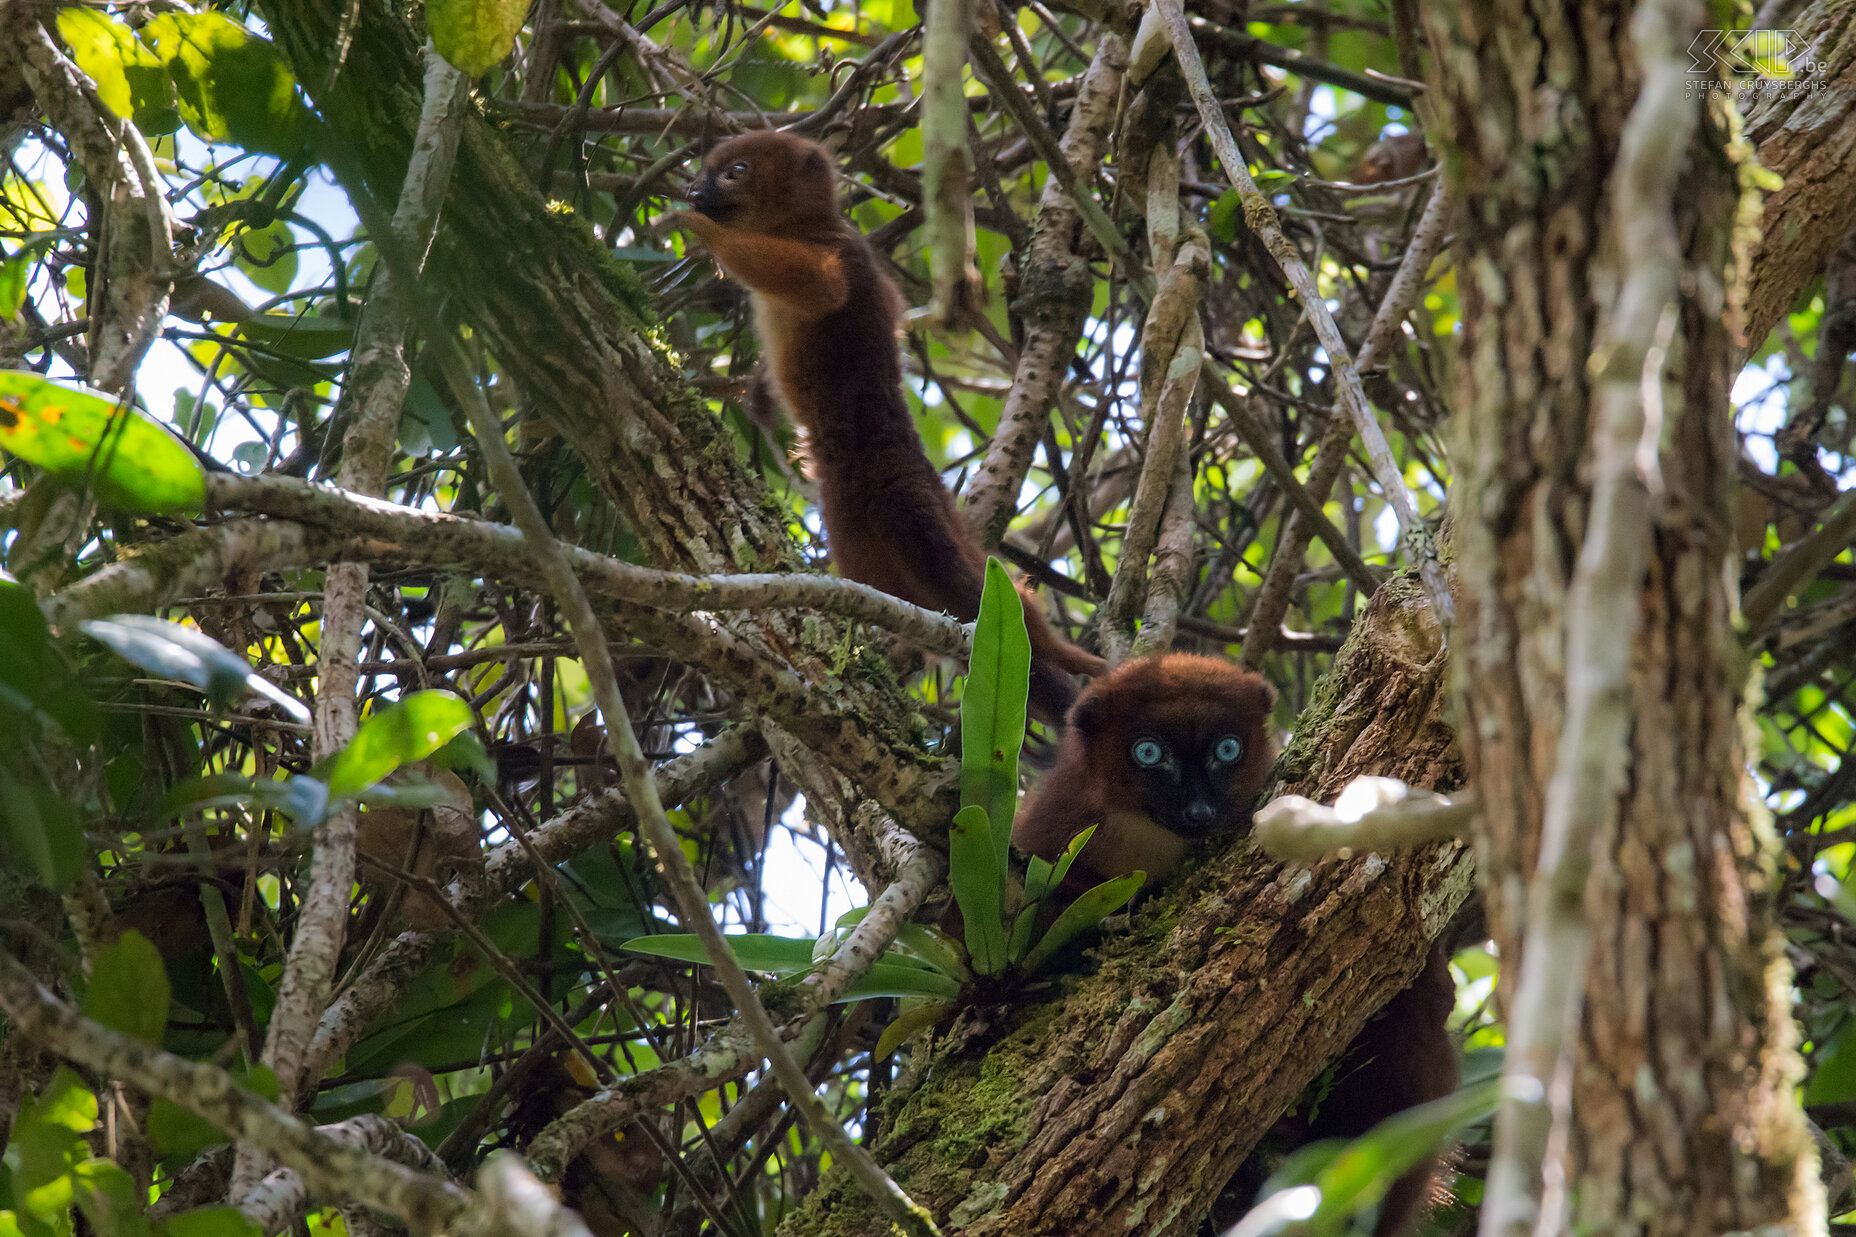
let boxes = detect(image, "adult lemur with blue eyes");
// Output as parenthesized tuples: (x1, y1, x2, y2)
(1013, 653, 1458, 1237)
(1012, 654, 1278, 889)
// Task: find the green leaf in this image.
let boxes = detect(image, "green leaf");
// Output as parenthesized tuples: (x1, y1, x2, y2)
(948, 805, 1006, 975)
(1020, 871, 1144, 975)
(80, 616, 309, 722)
(55, 10, 177, 133)
(233, 315, 355, 360)
(1208, 188, 1242, 245)
(150, 771, 328, 827)
(1022, 823, 1096, 907)
(147, 1097, 223, 1162)
(874, 1001, 957, 1061)
(428, 0, 529, 76)
(961, 557, 1031, 886)
(0, 373, 205, 514)
(0, 573, 98, 741)
(890, 922, 971, 984)
(84, 931, 170, 1046)
(142, 13, 310, 157)
(231, 222, 298, 297)
(0, 254, 27, 321)
(159, 1208, 259, 1237)
(1047, 824, 1096, 896)
(838, 962, 963, 1004)
(1006, 903, 1038, 964)
(1806, 1017, 1856, 1105)
(11, 1070, 95, 1205)
(618, 933, 819, 974)
(0, 764, 86, 889)
(72, 1158, 150, 1237)
(1302, 1079, 1500, 1227)
(319, 690, 473, 797)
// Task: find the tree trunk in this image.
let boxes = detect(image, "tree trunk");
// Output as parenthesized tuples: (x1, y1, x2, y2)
(1426, 3, 1819, 1230)
(784, 578, 1471, 1236)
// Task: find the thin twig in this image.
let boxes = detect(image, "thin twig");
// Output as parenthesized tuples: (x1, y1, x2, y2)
(1152, 0, 1453, 628)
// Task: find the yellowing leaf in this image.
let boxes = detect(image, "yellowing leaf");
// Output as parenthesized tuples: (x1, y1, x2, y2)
(0, 372, 205, 514)
(429, 0, 527, 76)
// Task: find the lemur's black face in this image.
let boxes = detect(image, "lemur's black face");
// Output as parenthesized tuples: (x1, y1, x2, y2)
(1067, 654, 1278, 842)
(1116, 720, 1258, 839)
(685, 156, 747, 222)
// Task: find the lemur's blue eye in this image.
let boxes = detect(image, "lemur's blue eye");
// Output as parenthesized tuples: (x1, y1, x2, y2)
(1214, 736, 1243, 764)
(1131, 738, 1165, 767)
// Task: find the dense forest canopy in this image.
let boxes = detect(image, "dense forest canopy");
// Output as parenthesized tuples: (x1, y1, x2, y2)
(1, 0, 1854, 1235)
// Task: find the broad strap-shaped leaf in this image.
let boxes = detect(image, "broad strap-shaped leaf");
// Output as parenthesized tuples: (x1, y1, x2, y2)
(1023, 823, 1098, 906)
(838, 962, 963, 1004)
(949, 805, 1007, 975)
(0, 373, 204, 514)
(1020, 871, 1145, 975)
(619, 933, 819, 974)
(874, 1001, 959, 1062)
(891, 922, 972, 985)
(960, 557, 1031, 885)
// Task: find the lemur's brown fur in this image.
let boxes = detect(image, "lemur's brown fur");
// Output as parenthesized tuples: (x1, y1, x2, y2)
(675, 130, 1103, 721)
(1014, 654, 1457, 1237)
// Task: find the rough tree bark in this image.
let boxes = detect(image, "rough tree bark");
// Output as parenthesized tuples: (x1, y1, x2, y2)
(1426, 2, 1820, 1231)
(785, 578, 1471, 1237)
(1743, 0, 1856, 347)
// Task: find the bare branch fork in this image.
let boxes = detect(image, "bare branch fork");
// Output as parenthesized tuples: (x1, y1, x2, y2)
(255, 51, 469, 1188)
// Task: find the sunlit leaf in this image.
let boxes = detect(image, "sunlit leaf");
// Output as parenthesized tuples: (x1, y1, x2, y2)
(0, 373, 204, 514)
(143, 12, 309, 157)
(55, 9, 178, 134)
(428, 0, 528, 76)
(232, 221, 299, 296)
(319, 690, 473, 797)
(158, 1208, 260, 1237)
(84, 931, 170, 1046)
(0, 252, 28, 321)
(80, 615, 309, 721)
(11, 1070, 95, 1206)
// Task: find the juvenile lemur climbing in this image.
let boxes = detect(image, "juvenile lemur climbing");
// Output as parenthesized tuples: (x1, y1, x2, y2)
(676, 130, 1104, 720)
(1014, 653, 1458, 1237)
